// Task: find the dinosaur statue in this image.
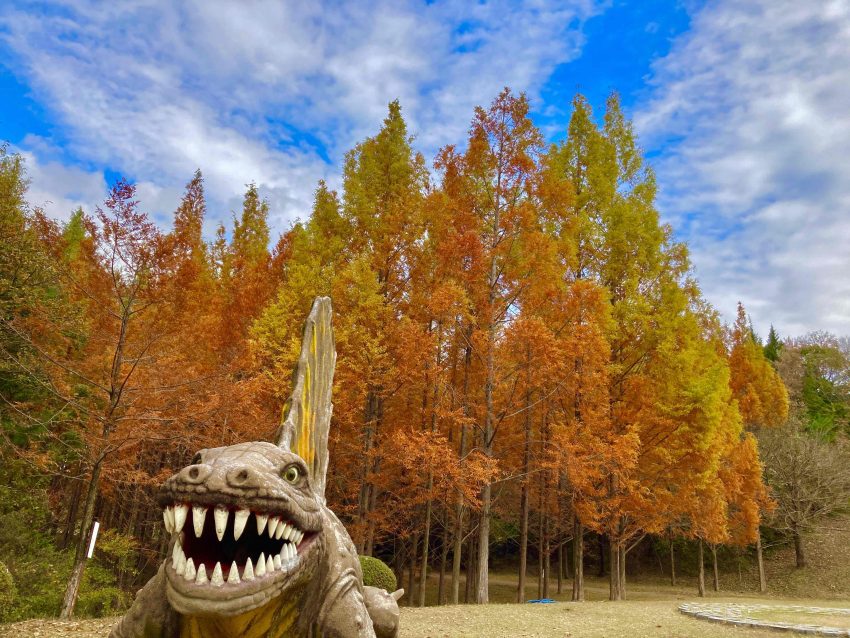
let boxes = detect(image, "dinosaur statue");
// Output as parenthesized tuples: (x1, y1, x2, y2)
(109, 297, 403, 638)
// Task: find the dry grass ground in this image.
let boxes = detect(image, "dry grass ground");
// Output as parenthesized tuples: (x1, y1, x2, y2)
(401, 597, 817, 638)
(2, 595, 844, 638)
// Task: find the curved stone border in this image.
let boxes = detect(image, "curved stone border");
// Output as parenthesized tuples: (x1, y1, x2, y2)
(679, 602, 850, 636)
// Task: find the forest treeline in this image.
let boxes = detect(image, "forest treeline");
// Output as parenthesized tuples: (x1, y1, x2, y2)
(1, 89, 849, 620)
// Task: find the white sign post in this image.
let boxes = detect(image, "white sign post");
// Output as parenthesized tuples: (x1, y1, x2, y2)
(87, 520, 100, 559)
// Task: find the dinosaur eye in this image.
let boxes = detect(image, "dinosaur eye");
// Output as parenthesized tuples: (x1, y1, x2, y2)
(191, 452, 202, 465)
(283, 465, 301, 484)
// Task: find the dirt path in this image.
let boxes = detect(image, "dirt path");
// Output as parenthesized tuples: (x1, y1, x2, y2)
(0, 599, 815, 638)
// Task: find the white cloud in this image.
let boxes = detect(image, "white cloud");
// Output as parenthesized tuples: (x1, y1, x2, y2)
(636, 0, 850, 337)
(1, 0, 603, 234)
(16, 140, 106, 222)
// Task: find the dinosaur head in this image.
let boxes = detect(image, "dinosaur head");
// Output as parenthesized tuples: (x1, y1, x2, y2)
(159, 441, 326, 617)
(158, 297, 337, 620)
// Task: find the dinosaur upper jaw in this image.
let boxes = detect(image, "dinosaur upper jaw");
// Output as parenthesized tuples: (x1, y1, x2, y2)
(161, 500, 322, 617)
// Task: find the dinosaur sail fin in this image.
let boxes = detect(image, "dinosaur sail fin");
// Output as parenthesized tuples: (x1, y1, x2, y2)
(276, 296, 336, 500)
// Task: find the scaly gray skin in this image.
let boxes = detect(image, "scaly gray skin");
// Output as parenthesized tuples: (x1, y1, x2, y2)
(109, 298, 402, 638)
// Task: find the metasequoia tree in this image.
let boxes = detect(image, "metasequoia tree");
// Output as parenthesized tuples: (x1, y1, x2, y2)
(433, 89, 544, 603)
(254, 101, 428, 557)
(728, 302, 789, 590)
(729, 303, 789, 429)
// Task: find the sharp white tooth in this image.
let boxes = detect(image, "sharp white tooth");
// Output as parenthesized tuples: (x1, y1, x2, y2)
(171, 540, 182, 567)
(227, 561, 241, 585)
(256, 553, 266, 577)
(214, 506, 229, 541)
(173, 504, 188, 534)
(243, 557, 255, 581)
(256, 513, 268, 535)
(210, 562, 224, 587)
(176, 549, 186, 574)
(288, 543, 295, 559)
(195, 563, 208, 585)
(192, 505, 207, 538)
(163, 509, 173, 534)
(266, 554, 274, 574)
(233, 509, 250, 541)
(273, 554, 282, 569)
(267, 517, 280, 538)
(275, 522, 285, 540)
(184, 557, 196, 581)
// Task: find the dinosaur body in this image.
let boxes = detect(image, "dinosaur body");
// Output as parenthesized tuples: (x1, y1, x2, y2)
(109, 299, 402, 638)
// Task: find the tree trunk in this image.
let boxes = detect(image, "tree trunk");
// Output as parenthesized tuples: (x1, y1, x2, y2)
(608, 537, 621, 601)
(543, 516, 551, 599)
(60, 458, 103, 619)
(365, 397, 384, 557)
(357, 392, 378, 554)
(418, 489, 433, 607)
(697, 540, 706, 598)
(711, 544, 720, 591)
(365, 470, 380, 557)
(517, 353, 532, 603)
(557, 542, 563, 595)
(476, 422, 492, 602)
(455, 336, 471, 605)
(541, 413, 551, 600)
(408, 532, 419, 605)
(670, 539, 676, 587)
(793, 528, 806, 568)
(598, 534, 606, 576)
(393, 539, 405, 601)
(517, 481, 529, 602)
(60, 478, 83, 550)
(618, 543, 626, 600)
(756, 530, 767, 592)
(571, 517, 584, 601)
(465, 524, 477, 604)
(451, 501, 464, 605)
(438, 515, 449, 605)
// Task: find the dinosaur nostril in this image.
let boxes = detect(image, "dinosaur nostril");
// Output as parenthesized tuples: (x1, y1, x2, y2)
(226, 467, 253, 487)
(188, 467, 199, 480)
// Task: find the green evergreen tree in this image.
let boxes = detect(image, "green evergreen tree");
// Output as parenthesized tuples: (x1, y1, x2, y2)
(231, 183, 270, 270)
(764, 325, 782, 362)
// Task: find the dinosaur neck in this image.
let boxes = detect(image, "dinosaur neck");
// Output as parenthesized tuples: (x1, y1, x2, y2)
(179, 589, 304, 638)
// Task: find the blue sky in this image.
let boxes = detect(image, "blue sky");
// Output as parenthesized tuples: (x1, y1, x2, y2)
(1, 0, 848, 338)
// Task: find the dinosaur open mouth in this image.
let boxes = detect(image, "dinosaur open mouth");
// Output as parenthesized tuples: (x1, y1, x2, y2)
(162, 503, 312, 586)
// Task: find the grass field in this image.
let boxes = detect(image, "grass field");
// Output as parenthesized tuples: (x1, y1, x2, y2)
(2, 592, 845, 638)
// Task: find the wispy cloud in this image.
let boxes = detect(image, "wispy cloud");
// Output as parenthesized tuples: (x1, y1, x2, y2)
(2, 0, 603, 231)
(636, 0, 850, 337)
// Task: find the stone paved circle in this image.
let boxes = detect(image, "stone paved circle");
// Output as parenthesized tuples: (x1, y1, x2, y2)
(679, 602, 850, 636)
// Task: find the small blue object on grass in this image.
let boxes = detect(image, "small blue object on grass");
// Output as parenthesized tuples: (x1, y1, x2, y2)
(527, 598, 556, 604)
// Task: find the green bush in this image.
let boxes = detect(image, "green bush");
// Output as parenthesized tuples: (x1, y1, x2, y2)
(359, 555, 397, 592)
(0, 561, 16, 622)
